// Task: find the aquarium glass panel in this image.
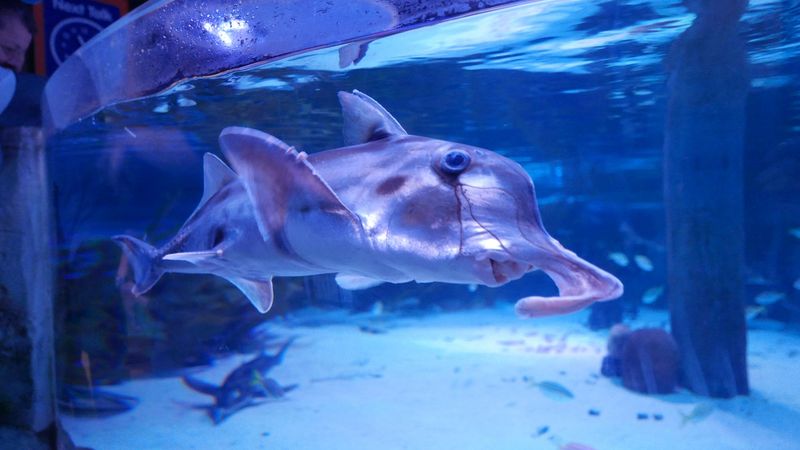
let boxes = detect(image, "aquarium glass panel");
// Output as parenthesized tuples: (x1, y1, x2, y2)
(49, 1, 800, 449)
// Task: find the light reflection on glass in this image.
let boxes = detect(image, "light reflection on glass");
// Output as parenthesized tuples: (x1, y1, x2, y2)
(202, 18, 249, 47)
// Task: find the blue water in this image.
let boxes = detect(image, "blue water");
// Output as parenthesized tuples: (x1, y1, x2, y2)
(50, 1, 800, 448)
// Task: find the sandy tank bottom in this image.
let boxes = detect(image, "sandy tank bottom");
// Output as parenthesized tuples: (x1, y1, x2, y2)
(61, 304, 800, 450)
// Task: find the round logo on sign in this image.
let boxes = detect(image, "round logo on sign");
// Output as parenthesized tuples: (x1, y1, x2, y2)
(49, 17, 104, 65)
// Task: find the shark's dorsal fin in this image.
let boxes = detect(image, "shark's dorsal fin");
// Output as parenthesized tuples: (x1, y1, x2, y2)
(338, 90, 407, 146)
(219, 126, 361, 250)
(225, 276, 274, 313)
(200, 153, 237, 206)
(335, 273, 384, 290)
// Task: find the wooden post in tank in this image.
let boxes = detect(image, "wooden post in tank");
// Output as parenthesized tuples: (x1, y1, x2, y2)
(0, 127, 56, 445)
(664, 0, 750, 397)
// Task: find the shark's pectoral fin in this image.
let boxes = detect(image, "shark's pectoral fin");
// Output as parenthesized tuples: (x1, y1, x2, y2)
(225, 276, 274, 313)
(162, 250, 274, 312)
(338, 90, 408, 146)
(335, 273, 384, 290)
(219, 127, 361, 251)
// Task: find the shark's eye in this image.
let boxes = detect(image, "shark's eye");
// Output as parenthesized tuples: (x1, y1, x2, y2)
(441, 150, 471, 175)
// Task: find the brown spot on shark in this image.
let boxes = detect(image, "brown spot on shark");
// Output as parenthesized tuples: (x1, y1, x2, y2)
(376, 175, 406, 195)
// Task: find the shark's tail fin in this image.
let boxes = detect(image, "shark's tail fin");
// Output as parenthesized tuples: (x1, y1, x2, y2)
(112, 235, 163, 296)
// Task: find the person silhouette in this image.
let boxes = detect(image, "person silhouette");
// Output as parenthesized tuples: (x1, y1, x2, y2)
(0, 1, 44, 126)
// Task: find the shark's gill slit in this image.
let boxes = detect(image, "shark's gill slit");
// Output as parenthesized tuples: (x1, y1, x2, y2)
(211, 227, 225, 248)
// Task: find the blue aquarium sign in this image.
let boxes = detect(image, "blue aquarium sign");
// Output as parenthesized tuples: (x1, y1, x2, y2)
(34, 0, 128, 76)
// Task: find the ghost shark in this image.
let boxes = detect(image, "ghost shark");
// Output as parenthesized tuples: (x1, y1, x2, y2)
(114, 90, 622, 317)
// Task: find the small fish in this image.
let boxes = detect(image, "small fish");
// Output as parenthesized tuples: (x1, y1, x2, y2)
(754, 291, 786, 306)
(547, 434, 597, 450)
(746, 273, 771, 286)
(608, 252, 629, 267)
(358, 324, 386, 334)
(641, 286, 664, 305)
(152, 102, 169, 113)
(177, 96, 197, 107)
(634, 254, 654, 272)
(533, 380, 575, 401)
(560, 444, 597, 450)
(680, 403, 714, 425)
(468, 283, 478, 293)
(370, 301, 384, 316)
(338, 41, 371, 68)
(793, 277, 800, 291)
(789, 227, 800, 239)
(746, 305, 766, 321)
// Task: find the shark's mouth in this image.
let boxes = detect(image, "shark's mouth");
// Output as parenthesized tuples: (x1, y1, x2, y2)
(474, 251, 531, 286)
(490, 258, 530, 285)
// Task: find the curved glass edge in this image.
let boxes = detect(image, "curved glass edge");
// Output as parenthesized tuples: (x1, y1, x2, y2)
(42, 0, 528, 133)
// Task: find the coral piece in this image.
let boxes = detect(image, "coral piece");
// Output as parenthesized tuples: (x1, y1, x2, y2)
(620, 328, 679, 394)
(600, 323, 630, 377)
(607, 324, 632, 356)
